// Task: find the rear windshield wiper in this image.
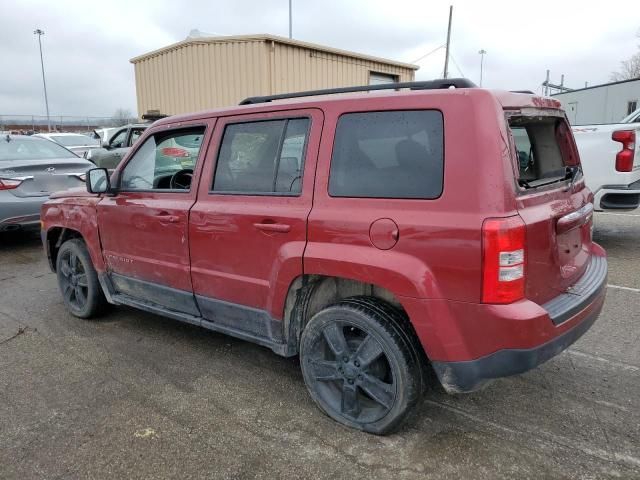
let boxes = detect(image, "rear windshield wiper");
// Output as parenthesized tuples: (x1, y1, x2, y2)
(564, 165, 582, 192)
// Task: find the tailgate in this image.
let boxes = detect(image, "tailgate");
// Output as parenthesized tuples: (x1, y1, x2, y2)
(509, 111, 595, 304)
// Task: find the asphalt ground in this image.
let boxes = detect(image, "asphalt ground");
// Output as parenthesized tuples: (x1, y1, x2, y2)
(0, 210, 639, 479)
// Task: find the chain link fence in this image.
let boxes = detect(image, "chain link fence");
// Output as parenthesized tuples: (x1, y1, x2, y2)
(0, 114, 138, 133)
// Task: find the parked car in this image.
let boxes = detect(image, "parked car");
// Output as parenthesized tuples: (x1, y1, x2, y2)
(84, 124, 147, 169)
(0, 135, 93, 232)
(34, 132, 100, 158)
(92, 127, 119, 144)
(41, 79, 607, 434)
(571, 108, 640, 210)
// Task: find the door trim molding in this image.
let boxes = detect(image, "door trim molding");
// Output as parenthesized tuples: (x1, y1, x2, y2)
(99, 273, 292, 356)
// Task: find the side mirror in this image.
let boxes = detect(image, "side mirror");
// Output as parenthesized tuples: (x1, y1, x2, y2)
(86, 168, 111, 194)
(100, 140, 110, 149)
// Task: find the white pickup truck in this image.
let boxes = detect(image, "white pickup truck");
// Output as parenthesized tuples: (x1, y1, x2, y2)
(573, 108, 640, 211)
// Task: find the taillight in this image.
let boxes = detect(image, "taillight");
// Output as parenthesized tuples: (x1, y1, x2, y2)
(482, 216, 526, 304)
(0, 178, 22, 190)
(612, 130, 635, 172)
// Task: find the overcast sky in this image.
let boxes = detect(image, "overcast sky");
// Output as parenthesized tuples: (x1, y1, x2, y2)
(1, 0, 639, 118)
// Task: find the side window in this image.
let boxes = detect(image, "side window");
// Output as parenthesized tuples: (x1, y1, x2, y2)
(109, 129, 127, 148)
(212, 118, 310, 194)
(329, 110, 444, 199)
(129, 128, 145, 146)
(120, 127, 205, 191)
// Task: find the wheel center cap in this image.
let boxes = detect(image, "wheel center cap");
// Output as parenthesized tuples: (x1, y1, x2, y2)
(343, 364, 358, 379)
(70, 274, 77, 285)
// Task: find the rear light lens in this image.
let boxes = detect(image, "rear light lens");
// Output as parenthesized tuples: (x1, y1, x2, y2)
(482, 216, 526, 304)
(0, 178, 22, 190)
(612, 130, 635, 172)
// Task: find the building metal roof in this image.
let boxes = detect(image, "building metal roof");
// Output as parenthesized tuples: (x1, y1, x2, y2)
(130, 33, 419, 71)
(551, 77, 640, 96)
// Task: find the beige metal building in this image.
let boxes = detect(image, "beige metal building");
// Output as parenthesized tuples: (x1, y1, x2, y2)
(130, 34, 418, 116)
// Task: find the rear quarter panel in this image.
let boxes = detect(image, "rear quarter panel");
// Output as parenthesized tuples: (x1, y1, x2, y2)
(305, 90, 517, 303)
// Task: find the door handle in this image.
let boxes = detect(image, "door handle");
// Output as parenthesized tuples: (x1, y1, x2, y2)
(156, 214, 180, 223)
(253, 222, 291, 233)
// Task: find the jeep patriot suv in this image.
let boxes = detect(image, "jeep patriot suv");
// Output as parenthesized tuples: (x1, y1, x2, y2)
(41, 79, 607, 434)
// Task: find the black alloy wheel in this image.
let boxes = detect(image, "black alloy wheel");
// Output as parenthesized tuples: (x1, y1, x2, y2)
(300, 297, 422, 434)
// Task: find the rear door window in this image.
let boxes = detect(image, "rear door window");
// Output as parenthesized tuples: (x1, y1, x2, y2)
(212, 118, 310, 195)
(329, 110, 444, 199)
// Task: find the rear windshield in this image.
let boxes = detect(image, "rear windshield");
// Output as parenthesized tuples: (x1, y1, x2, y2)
(509, 115, 579, 189)
(0, 136, 76, 161)
(50, 135, 99, 147)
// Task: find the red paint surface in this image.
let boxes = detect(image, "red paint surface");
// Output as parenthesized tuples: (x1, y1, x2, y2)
(42, 88, 606, 362)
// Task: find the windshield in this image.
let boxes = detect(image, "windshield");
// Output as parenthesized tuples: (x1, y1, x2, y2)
(0, 136, 77, 161)
(50, 135, 99, 147)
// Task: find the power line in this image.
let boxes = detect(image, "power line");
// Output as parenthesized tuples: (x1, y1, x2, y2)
(410, 44, 445, 64)
(449, 53, 466, 78)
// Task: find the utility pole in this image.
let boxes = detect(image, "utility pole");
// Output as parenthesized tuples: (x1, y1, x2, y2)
(544, 69, 550, 96)
(443, 5, 453, 78)
(34, 28, 51, 132)
(288, 0, 292, 39)
(478, 49, 487, 86)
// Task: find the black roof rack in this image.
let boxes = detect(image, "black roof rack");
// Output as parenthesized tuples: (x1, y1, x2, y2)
(510, 90, 535, 94)
(141, 111, 169, 121)
(239, 78, 477, 105)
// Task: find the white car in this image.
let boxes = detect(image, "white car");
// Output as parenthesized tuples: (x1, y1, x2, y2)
(572, 108, 640, 210)
(34, 132, 100, 158)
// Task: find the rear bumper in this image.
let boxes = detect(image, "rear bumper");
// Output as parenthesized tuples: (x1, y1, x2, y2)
(419, 250, 608, 393)
(593, 178, 640, 211)
(431, 301, 602, 393)
(0, 191, 47, 231)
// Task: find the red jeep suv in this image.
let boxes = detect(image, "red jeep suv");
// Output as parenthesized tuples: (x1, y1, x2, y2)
(41, 79, 607, 434)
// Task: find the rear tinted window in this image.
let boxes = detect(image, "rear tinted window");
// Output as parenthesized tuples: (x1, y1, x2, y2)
(329, 110, 444, 199)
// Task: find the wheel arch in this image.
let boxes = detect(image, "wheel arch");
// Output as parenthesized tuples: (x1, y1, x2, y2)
(45, 225, 105, 273)
(282, 275, 427, 359)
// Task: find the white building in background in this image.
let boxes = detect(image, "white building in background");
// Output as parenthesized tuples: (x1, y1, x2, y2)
(552, 78, 640, 125)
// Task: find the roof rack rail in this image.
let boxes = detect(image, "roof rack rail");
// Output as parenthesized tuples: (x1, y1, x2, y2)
(141, 112, 169, 121)
(510, 90, 535, 94)
(239, 78, 477, 105)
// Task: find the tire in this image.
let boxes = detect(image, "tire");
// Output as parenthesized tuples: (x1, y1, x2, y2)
(56, 238, 108, 319)
(300, 296, 422, 435)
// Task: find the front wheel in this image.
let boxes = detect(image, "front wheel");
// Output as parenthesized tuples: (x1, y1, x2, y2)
(300, 297, 422, 434)
(56, 239, 107, 319)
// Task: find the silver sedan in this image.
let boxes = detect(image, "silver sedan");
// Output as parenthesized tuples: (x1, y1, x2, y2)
(0, 135, 94, 232)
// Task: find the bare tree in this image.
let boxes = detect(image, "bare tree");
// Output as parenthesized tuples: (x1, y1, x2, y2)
(611, 31, 640, 81)
(113, 108, 134, 125)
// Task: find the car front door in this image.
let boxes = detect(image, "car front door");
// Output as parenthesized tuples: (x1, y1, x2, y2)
(189, 109, 323, 339)
(98, 127, 128, 169)
(98, 122, 213, 315)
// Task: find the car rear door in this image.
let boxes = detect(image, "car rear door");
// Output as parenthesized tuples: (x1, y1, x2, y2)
(189, 109, 323, 336)
(508, 112, 596, 305)
(97, 121, 213, 315)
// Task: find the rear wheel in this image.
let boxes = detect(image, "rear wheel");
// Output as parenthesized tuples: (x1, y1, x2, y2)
(56, 239, 107, 319)
(300, 297, 422, 434)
